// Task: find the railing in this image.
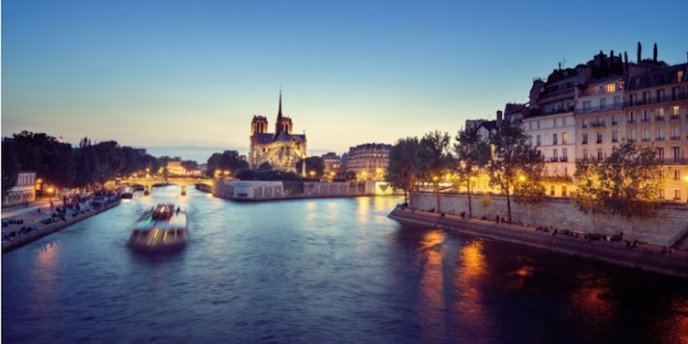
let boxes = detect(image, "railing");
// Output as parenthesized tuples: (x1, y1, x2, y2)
(669, 224, 688, 249)
(655, 116, 665, 121)
(641, 117, 650, 123)
(575, 104, 623, 114)
(623, 93, 687, 107)
(670, 136, 681, 140)
(656, 137, 665, 141)
(559, 157, 568, 162)
(627, 119, 636, 124)
(590, 121, 606, 128)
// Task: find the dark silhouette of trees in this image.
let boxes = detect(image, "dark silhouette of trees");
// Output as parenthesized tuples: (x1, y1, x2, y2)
(296, 157, 324, 178)
(487, 123, 545, 223)
(2, 132, 161, 191)
(2, 138, 21, 192)
(206, 150, 249, 176)
(387, 137, 421, 203)
(454, 126, 490, 218)
(419, 131, 453, 212)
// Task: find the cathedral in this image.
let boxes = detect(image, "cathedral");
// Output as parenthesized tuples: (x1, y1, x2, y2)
(249, 91, 307, 173)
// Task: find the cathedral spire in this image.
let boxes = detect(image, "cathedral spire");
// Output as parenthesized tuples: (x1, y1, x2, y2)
(276, 89, 284, 135)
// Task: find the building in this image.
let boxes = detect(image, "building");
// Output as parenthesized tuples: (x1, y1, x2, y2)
(321, 152, 343, 180)
(2, 172, 36, 206)
(249, 91, 308, 173)
(344, 143, 392, 180)
(625, 63, 688, 201)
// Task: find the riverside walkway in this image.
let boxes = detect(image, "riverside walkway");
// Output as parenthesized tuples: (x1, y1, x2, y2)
(389, 205, 688, 278)
(2, 193, 121, 253)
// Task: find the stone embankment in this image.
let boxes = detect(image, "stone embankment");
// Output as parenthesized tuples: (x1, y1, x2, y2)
(2, 198, 121, 253)
(389, 206, 688, 278)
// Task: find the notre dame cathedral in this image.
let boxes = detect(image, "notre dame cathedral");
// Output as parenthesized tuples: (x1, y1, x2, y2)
(249, 91, 307, 173)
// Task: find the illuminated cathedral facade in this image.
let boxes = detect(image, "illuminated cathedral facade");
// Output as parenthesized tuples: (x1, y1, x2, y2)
(249, 91, 307, 173)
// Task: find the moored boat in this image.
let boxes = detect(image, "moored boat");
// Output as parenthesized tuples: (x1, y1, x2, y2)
(128, 203, 187, 251)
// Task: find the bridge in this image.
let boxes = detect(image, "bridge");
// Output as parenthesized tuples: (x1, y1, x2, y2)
(116, 176, 215, 195)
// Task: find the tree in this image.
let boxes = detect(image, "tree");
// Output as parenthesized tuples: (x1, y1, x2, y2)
(573, 141, 664, 217)
(419, 131, 453, 212)
(206, 150, 249, 176)
(2, 138, 21, 193)
(181, 160, 198, 171)
(296, 157, 324, 178)
(387, 137, 421, 203)
(454, 127, 490, 218)
(487, 123, 544, 223)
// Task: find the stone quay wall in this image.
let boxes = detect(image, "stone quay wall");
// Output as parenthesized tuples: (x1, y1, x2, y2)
(410, 192, 688, 247)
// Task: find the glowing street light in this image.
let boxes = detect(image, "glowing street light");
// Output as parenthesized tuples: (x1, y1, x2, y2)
(309, 170, 316, 178)
(518, 175, 527, 183)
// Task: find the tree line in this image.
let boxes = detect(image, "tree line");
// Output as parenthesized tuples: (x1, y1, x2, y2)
(2, 131, 163, 192)
(387, 122, 664, 221)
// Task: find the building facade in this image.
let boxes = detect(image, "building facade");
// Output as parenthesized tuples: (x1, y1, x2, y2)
(3, 172, 36, 206)
(249, 92, 307, 173)
(344, 143, 392, 181)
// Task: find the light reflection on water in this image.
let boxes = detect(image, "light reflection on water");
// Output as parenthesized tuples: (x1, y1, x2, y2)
(2, 188, 687, 343)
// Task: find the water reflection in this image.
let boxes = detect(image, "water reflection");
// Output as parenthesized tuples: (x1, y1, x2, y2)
(455, 240, 492, 337)
(417, 230, 446, 341)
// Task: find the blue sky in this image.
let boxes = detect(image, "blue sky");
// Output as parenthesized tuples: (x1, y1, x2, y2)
(3, 0, 687, 161)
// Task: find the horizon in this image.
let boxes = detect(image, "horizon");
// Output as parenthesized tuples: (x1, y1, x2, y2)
(3, 0, 688, 159)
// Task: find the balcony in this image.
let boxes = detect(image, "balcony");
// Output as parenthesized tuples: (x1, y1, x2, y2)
(582, 139, 588, 144)
(655, 115, 665, 121)
(590, 121, 606, 128)
(641, 137, 651, 142)
(627, 118, 636, 124)
(624, 93, 687, 108)
(611, 120, 619, 126)
(671, 115, 681, 120)
(549, 157, 559, 162)
(671, 136, 681, 140)
(612, 138, 619, 143)
(656, 137, 665, 141)
(575, 103, 623, 114)
(559, 157, 568, 162)
(641, 117, 650, 123)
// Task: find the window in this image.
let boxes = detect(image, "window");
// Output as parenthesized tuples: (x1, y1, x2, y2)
(550, 185, 555, 196)
(657, 89, 665, 102)
(562, 132, 568, 145)
(596, 132, 603, 144)
(672, 126, 680, 140)
(678, 70, 685, 83)
(536, 135, 541, 146)
(562, 148, 568, 161)
(582, 119, 589, 128)
(611, 116, 618, 125)
(613, 96, 621, 108)
(528, 136, 533, 146)
(529, 122, 534, 130)
(673, 147, 681, 163)
(657, 127, 665, 141)
(642, 128, 650, 141)
(612, 130, 619, 143)
(656, 107, 664, 120)
(582, 149, 588, 160)
(582, 133, 588, 144)
(562, 186, 568, 197)
(537, 121, 541, 129)
(675, 170, 680, 181)
(628, 111, 635, 123)
(675, 189, 681, 201)
(630, 130, 637, 142)
(673, 106, 680, 118)
(642, 110, 649, 122)
(673, 86, 682, 101)
(604, 83, 616, 93)
(600, 98, 607, 110)
(597, 149, 603, 161)
(552, 148, 558, 159)
(659, 189, 664, 199)
(583, 101, 591, 112)
(630, 94, 638, 105)
(553, 133, 558, 145)
(658, 148, 664, 162)
(643, 91, 651, 104)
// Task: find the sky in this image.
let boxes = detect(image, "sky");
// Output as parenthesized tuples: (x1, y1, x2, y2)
(3, 0, 688, 162)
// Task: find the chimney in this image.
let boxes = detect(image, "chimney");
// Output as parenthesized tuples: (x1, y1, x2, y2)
(496, 110, 503, 127)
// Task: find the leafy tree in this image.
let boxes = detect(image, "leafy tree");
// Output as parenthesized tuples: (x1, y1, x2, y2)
(487, 123, 544, 223)
(573, 142, 663, 217)
(454, 127, 490, 218)
(419, 131, 453, 211)
(297, 157, 324, 178)
(206, 150, 249, 176)
(387, 137, 421, 203)
(181, 160, 199, 171)
(2, 138, 21, 193)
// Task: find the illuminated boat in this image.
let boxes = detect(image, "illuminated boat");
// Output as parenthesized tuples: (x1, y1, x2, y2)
(128, 203, 187, 251)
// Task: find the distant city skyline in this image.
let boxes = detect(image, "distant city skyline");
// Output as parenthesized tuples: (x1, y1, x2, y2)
(3, 0, 688, 160)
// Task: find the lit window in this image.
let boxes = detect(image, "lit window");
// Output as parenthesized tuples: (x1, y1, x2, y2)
(604, 83, 616, 93)
(673, 106, 680, 117)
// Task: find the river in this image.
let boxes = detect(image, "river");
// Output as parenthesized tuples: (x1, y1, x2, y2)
(3, 186, 687, 343)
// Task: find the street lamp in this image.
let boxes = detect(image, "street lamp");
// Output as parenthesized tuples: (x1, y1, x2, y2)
(518, 175, 527, 183)
(309, 170, 316, 178)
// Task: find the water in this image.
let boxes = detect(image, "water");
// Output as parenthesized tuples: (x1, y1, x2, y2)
(3, 186, 687, 343)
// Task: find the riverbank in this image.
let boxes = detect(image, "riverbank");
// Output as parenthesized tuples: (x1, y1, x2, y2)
(389, 206, 688, 278)
(2, 197, 121, 253)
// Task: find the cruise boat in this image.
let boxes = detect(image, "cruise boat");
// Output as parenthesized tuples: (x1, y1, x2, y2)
(128, 204, 188, 251)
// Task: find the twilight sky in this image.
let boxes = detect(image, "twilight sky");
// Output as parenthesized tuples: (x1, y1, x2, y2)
(3, 0, 687, 161)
